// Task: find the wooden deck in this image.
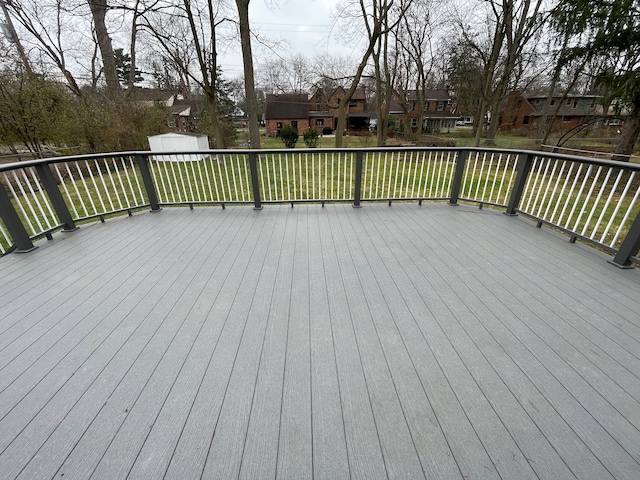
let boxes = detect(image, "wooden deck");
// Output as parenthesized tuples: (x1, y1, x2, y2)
(1, 203, 639, 480)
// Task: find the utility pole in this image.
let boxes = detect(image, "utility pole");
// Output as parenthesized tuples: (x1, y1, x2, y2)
(0, 0, 34, 74)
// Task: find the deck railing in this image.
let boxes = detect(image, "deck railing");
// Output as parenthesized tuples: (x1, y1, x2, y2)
(1, 147, 639, 268)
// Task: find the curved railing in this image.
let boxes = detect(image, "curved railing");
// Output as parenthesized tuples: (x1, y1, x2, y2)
(1, 147, 639, 267)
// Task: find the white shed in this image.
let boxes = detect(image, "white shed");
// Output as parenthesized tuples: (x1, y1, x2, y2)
(147, 132, 210, 161)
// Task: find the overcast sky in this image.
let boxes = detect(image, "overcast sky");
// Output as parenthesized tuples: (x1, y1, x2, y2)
(218, 0, 358, 78)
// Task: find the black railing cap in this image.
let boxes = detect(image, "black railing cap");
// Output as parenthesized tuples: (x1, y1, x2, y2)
(1, 147, 639, 173)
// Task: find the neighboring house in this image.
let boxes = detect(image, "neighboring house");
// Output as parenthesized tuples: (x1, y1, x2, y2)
(342, 87, 370, 130)
(498, 91, 612, 134)
(127, 87, 204, 133)
(166, 94, 204, 133)
(228, 106, 247, 128)
(422, 89, 458, 133)
(266, 87, 371, 135)
(265, 93, 310, 136)
(386, 89, 458, 133)
(308, 86, 370, 132)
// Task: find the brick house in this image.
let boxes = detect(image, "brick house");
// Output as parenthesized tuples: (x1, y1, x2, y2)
(423, 89, 458, 133)
(308, 89, 337, 133)
(499, 91, 607, 134)
(387, 89, 458, 133)
(265, 93, 310, 136)
(266, 87, 371, 136)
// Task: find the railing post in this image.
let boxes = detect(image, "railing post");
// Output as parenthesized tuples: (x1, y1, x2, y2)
(135, 153, 161, 212)
(505, 152, 534, 216)
(0, 183, 36, 252)
(448, 148, 468, 206)
(353, 150, 363, 208)
(35, 163, 78, 232)
(609, 210, 640, 268)
(248, 151, 262, 210)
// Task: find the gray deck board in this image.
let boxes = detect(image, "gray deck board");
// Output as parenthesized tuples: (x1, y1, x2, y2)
(276, 207, 313, 480)
(237, 209, 295, 480)
(1, 203, 639, 479)
(306, 207, 350, 480)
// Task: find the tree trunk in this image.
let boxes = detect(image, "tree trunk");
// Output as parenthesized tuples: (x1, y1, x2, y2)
(335, 26, 381, 148)
(473, 18, 504, 146)
(127, 1, 141, 93)
(87, 0, 119, 94)
(0, 0, 33, 75)
(613, 107, 640, 161)
(183, 0, 226, 147)
(236, 0, 261, 149)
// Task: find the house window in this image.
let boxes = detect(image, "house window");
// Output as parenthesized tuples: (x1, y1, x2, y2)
(411, 118, 418, 128)
(573, 100, 578, 108)
(315, 119, 324, 126)
(409, 102, 416, 111)
(550, 99, 556, 106)
(291, 120, 298, 129)
(563, 116, 571, 123)
(523, 116, 530, 125)
(426, 101, 432, 110)
(277, 122, 283, 129)
(349, 100, 357, 107)
(316, 102, 321, 111)
(436, 101, 444, 111)
(516, 100, 522, 109)
(566, 98, 572, 105)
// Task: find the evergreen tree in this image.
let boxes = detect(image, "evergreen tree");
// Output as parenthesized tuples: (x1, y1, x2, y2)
(553, 0, 640, 159)
(114, 48, 143, 88)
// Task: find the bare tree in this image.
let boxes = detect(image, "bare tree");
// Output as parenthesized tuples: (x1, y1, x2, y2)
(372, 13, 398, 145)
(0, 0, 34, 74)
(332, 0, 413, 148)
(87, 0, 119, 94)
(235, 0, 260, 148)
(257, 54, 312, 94)
(482, 0, 545, 145)
(141, 0, 232, 147)
(459, 0, 546, 146)
(4, 0, 85, 96)
(390, 0, 439, 141)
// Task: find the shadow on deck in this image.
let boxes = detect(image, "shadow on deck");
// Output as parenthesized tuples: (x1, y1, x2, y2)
(1, 203, 639, 479)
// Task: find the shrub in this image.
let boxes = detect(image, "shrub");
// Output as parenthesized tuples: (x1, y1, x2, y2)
(280, 124, 299, 148)
(303, 128, 319, 148)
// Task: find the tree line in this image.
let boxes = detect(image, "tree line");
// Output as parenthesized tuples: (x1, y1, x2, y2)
(0, 0, 638, 158)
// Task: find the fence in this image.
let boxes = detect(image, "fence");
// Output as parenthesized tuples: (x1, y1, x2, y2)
(1, 147, 639, 267)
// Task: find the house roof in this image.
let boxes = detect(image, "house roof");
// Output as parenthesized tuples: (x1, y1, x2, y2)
(311, 86, 366, 103)
(351, 88, 366, 100)
(524, 94, 601, 117)
(265, 94, 309, 119)
(168, 98, 203, 117)
(126, 88, 175, 103)
(403, 89, 451, 102)
(388, 101, 405, 115)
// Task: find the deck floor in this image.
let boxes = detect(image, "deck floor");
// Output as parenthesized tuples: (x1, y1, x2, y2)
(1, 203, 639, 480)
